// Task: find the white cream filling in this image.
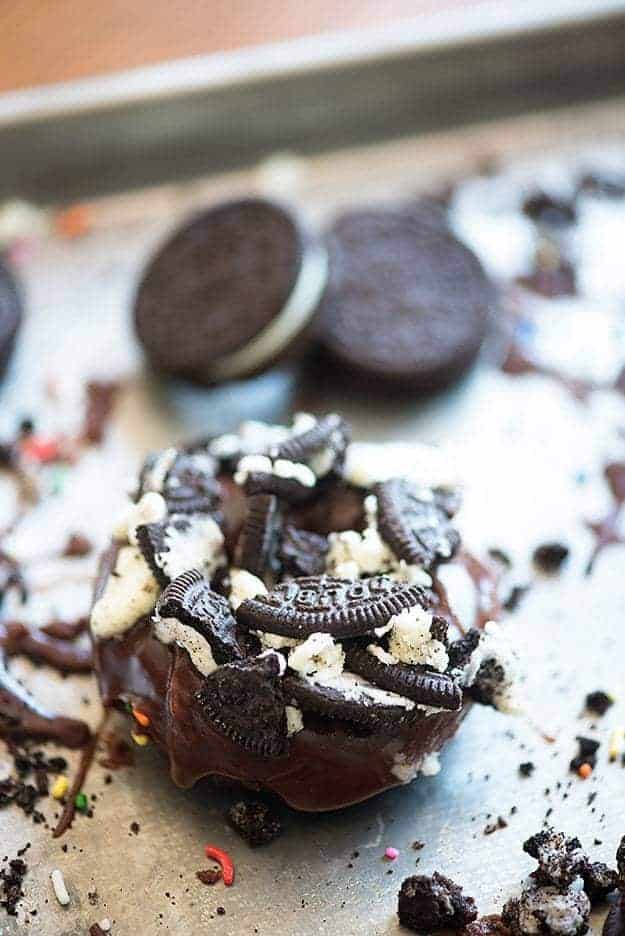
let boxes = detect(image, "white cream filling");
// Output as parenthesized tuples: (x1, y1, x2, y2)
(367, 644, 398, 665)
(325, 496, 431, 585)
(320, 672, 415, 710)
(288, 633, 345, 681)
(141, 447, 178, 494)
(156, 514, 225, 581)
(387, 606, 449, 673)
(234, 453, 316, 488)
(391, 751, 441, 783)
(228, 568, 267, 611)
(516, 881, 590, 936)
(461, 620, 521, 713)
(286, 704, 304, 736)
(153, 613, 217, 676)
(91, 546, 160, 638)
(113, 491, 168, 544)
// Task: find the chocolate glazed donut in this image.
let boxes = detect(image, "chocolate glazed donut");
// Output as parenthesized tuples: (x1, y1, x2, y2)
(91, 417, 507, 811)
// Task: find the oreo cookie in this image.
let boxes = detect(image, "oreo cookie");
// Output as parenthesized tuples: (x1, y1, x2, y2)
(234, 494, 280, 581)
(344, 646, 462, 710)
(197, 652, 288, 756)
(134, 199, 327, 383)
(135, 513, 224, 587)
(375, 479, 461, 569)
(317, 207, 495, 389)
(236, 574, 427, 639)
(272, 413, 350, 478)
(0, 260, 22, 381)
(278, 525, 328, 577)
(157, 569, 243, 664)
(242, 471, 315, 505)
(283, 674, 412, 730)
(137, 449, 220, 514)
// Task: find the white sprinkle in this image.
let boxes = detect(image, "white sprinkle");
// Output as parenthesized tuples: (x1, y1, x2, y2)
(99, 919, 112, 932)
(51, 868, 71, 906)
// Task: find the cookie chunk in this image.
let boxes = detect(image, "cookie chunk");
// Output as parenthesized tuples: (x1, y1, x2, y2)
(398, 872, 478, 932)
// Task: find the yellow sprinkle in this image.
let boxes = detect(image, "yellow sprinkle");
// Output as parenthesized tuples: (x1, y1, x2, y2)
(131, 732, 150, 747)
(608, 726, 625, 762)
(51, 776, 69, 800)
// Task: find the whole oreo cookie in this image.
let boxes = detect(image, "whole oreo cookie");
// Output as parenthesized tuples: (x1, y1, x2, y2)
(376, 479, 461, 569)
(317, 207, 495, 389)
(0, 260, 22, 381)
(234, 494, 281, 581)
(157, 569, 243, 664)
(134, 199, 327, 383)
(236, 574, 427, 639)
(344, 646, 462, 711)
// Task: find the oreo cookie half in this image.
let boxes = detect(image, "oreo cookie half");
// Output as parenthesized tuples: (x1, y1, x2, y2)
(197, 652, 288, 756)
(376, 479, 461, 569)
(157, 569, 243, 664)
(236, 574, 427, 639)
(317, 207, 495, 389)
(0, 260, 22, 381)
(283, 674, 412, 731)
(134, 198, 327, 384)
(272, 413, 350, 478)
(234, 494, 280, 581)
(345, 645, 462, 710)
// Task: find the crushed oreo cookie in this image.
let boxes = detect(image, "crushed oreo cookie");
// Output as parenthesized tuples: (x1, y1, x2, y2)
(397, 872, 478, 932)
(278, 525, 328, 577)
(375, 479, 460, 570)
(0, 855, 27, 917)
(157, 570, 243, 665)
(585, 691, 613, 717)
(532, 543, 569, 573)
(570, 737, 600, 773)
(227, 800, 282, 846)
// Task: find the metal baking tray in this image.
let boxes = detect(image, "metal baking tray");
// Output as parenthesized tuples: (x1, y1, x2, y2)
(2, 7, 625, 936)
(2, 0, 625, 202)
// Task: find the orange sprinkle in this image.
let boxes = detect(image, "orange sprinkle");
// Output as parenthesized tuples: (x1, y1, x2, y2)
(55, 203, 93, 239)
(577, 762, 593, 779)
(132, 708, 150, 728)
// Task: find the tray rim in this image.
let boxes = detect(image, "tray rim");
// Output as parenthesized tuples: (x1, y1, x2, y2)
(1, 0, 624, 127)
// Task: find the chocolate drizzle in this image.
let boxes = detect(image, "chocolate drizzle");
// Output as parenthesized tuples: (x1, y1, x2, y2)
(0, 655, 90, 748)
(585, 462, 625, 574)
(0, 620, 93, 673)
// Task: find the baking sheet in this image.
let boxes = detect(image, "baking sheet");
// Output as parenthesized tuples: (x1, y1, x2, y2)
(2, 101, 625, 934)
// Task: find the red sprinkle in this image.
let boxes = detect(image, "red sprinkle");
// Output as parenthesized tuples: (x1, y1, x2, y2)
(20, 436, 61, 464)
(204, 846, 235, 886)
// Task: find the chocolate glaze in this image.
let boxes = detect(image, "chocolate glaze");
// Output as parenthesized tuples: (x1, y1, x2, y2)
(0, 655, 90, 748)
(0, 620, 93, 673)
(95, 617, 471, 810)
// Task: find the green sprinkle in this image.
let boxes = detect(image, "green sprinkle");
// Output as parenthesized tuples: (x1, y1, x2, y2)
(74, 792, 88, 813)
